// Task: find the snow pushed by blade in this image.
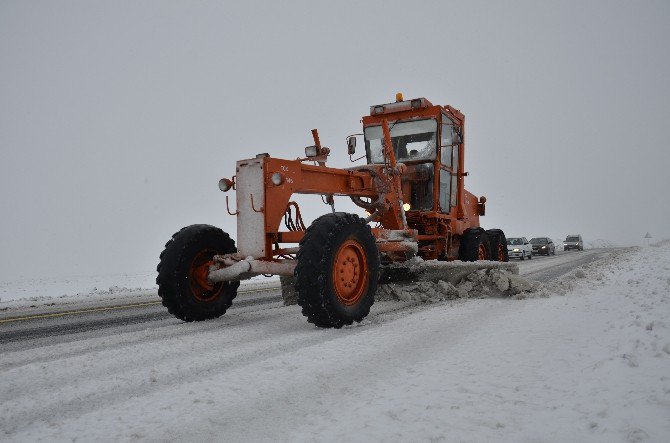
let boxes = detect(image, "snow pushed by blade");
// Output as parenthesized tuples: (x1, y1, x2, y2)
(376, 265, 537, 303)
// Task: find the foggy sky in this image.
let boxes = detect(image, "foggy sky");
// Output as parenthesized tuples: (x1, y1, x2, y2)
(1, 0, 669, 281)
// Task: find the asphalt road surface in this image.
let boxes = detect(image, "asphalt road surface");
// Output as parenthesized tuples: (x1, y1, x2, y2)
(0, 249, 613, 353)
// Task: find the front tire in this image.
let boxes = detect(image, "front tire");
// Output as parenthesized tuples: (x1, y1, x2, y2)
(295, 213, 379, 329)
(157, 224, 239, 322)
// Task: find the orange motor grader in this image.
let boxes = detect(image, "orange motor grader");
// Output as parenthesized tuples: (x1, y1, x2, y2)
(156, 94, 508, 328)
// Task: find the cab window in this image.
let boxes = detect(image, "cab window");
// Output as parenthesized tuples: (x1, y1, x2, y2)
(440, 113, 460, 211)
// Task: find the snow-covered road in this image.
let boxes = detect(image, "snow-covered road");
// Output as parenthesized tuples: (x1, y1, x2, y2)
(0, 250, 605, 352)
(1, 246, 668, 441)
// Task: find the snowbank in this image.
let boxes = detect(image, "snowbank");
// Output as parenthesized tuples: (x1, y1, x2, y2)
(376, 267, 538, 302)
(586, 238, 619, 249)
(0, 272, 279, 308)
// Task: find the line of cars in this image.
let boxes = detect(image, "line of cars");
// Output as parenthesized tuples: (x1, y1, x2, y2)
(505, 234, 584, 260)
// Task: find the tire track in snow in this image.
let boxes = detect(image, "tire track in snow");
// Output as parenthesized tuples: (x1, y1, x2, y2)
(0, 297, 463, 435)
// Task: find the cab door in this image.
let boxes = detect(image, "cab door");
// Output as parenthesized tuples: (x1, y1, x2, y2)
(439, 113, 459, 213)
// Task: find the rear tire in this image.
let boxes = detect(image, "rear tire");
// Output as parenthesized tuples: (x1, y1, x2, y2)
(156, 224, 239, 322)
(485, 229, 509, 262)
(459, 228, 491, 261)
(295, 213, 379, 329)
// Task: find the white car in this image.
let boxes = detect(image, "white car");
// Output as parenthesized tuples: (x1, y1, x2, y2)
(507, 237, 533, 260)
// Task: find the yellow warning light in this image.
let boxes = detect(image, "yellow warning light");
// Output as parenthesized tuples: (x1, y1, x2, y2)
(395, 92, 404, 102)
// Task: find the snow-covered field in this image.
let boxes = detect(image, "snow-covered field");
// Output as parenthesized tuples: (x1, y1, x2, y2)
(1, 244, 669, 442)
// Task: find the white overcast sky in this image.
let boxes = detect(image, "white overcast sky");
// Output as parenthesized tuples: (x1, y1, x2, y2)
(1, 0, 669, 281)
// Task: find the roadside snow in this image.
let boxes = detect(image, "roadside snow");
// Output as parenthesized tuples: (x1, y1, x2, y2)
(586, 238, 619, 249)
(1, 244, 669, 441)
(0, 272, 157, 303)
(0, 272, 279, 307)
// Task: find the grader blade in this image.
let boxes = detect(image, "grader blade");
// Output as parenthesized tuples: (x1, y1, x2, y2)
(380, 260, 519, 286)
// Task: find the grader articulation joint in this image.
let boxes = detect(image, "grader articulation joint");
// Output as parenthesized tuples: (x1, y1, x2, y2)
(156, 95, 509, 328)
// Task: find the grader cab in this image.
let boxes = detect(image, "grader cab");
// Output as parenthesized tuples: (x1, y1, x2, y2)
(156, 94, 508, 328)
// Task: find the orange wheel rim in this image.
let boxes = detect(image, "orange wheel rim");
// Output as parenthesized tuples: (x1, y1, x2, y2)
(332, 239, 368, 306)
(189, 250, 223, 302)
(497, 244, 505, 261)
(478, 244, 488, 260)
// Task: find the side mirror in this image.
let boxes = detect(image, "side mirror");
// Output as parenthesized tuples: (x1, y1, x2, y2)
(347, 137, 357, 155)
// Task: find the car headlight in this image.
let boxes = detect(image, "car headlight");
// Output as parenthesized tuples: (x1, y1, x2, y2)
(541, 246, 547, 249)
(513, 248, 520, 252)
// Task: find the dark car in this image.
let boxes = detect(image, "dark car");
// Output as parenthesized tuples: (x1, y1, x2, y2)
(530, 237, 555, 256)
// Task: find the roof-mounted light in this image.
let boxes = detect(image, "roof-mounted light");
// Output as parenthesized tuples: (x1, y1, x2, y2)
(369, 97, 432, 116)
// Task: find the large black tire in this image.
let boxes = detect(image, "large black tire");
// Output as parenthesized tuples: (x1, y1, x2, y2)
(295, 213, 379, 329)
(486, 228, 509, 262)
(157, 224, 239, 322)
(458, 228, 492, 261)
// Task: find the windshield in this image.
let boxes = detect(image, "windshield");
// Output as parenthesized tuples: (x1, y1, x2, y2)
(566, 236, 580, 242)
(530, 238, 547, 245)
(507, 238, 524, 245)
(364, 119, 437, 164)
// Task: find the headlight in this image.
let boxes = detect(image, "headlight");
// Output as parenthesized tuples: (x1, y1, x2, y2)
(305, 146, 318, 157)
(541, 246, 547, 249)
(513, 248, 520, 252)
(271, 172, 284, 185)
